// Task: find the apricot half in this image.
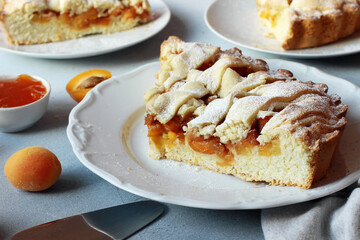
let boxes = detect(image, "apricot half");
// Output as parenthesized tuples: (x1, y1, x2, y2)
(66, 69, 112, 102)
(4, 146, 62, 191)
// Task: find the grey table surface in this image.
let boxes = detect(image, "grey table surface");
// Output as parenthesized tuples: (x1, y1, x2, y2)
(1, 1, 360, 239)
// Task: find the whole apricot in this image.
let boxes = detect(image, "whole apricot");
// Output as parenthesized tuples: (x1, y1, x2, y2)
(4, 146, 61, 191)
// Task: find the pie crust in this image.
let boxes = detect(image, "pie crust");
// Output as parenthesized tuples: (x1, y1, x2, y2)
(144, 36, 347, 189)
(0, 0, 150, 45)
(256, 0, 360, 49)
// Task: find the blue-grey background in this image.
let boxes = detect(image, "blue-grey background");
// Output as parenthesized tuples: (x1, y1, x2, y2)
(1, 1, 360, 239)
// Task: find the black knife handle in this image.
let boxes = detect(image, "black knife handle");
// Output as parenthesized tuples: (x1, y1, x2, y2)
(11, 215, 113, 240)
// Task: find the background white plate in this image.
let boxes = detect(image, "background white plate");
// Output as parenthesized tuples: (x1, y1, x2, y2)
(67, 61, 360, 209)
(0, 0, 170, 59)
(205, 0, 360, 58)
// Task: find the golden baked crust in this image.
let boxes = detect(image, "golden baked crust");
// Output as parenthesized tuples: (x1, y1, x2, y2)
(0, 0, 150, 45)
(144, 36, 348, 189)
(256, 0, 360, 49)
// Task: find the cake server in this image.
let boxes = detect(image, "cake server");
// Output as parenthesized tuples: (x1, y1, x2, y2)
(11, 200, 164, 240)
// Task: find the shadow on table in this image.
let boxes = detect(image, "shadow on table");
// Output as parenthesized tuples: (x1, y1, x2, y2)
(47, 171, 85, 193)
(25, 102, 75, 133)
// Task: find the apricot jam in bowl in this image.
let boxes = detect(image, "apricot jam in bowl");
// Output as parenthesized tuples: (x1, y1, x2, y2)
(0, 74, 50, 132)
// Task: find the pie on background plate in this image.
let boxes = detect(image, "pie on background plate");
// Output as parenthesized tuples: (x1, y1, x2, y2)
(205, 0, 360, 58)
(0, 0, 151, 45)
(256, 0, 360, 50)
(0, 0, 170, 59)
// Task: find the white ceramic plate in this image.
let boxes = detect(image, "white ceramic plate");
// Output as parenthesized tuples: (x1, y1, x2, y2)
(0, 0, 170, 59)
(67, 61, 360, 209)
(205, 0, 360, 58)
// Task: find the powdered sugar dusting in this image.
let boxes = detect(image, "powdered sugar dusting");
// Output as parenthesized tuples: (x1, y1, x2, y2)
(145, 37, 347, 147)
(290, 0, 352, 11)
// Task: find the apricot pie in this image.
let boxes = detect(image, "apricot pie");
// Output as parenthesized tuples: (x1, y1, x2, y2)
(256, 0, 360, 49)
(0, 0, 150, 45)
(144, 36, 347, 189)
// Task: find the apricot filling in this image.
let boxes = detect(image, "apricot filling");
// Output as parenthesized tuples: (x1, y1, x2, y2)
(31, 6, 150, 30)
(145, 115, 188, 152)
(186, 132, 234, 166)
(187, 133, 225, 155)
(145, 113, 281, 166)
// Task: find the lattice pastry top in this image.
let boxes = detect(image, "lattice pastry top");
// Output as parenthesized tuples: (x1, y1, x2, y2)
(144, 36, 347, 150)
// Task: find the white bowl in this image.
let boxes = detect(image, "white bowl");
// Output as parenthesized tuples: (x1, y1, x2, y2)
(0, 75, 51, 132)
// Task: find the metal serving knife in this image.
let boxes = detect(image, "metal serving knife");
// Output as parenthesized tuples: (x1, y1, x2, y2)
(11, 200, 164, 240)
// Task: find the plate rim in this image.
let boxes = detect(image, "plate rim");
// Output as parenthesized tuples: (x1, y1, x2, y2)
(0, 0, 170, 59)
(67, 60, 360, 210)
(204, 0, 360, 59)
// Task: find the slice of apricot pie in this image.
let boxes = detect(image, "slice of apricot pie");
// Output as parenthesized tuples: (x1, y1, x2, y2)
(0, 0, 150, 45)
(256, 0, 360, 49)
(144, 36, 348, 189)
